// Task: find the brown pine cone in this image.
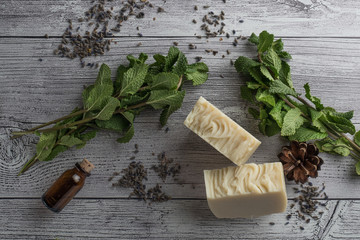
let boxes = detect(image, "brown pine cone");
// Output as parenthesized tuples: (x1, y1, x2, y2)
(278, 141, 324, 184)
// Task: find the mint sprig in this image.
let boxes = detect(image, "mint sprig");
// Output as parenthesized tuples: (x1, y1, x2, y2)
(12, 47, 209, 175)
(234, 31, 360, 175)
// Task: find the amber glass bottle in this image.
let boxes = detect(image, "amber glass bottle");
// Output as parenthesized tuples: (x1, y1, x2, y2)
(42, 159, 94, 213)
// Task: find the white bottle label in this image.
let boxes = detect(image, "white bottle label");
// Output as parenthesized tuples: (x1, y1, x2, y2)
(72, 174, 80, 183)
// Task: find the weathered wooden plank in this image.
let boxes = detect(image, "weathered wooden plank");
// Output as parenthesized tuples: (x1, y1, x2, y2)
(0, 198, 344, 239)
(1, 37, 360, 198)
(1, 0, 360, 37)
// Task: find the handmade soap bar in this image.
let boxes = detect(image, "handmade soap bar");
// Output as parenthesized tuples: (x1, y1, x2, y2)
(204, 162, 287, 218)
(184, 97, 261, 166)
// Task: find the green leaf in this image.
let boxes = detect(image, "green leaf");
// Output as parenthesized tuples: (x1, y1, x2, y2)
(160, 104, 182, 126)
(95, 115, 130, 132)
(153, 54, 166, 64)
(356, 161, 360, 175)
(95, 64, 112, 86)
(117, 125, 134, 143)
(269, 100, 285, 127)
(269, 80, 298, 96)
(185, 62, 209, 86)
(165, 47, 180, 72)
(234, 57, 260, 74)
(333, 146, 350, 156)
(172, 52, 188, 76)
(272, 39, 284, 53)
(278, 51, 292, 59)
(249, 66, 265, 85)
(279, 61, 293, 88)
(260, 65, 274, 81)
(281, 108, 305, 136)
(147, 90, 185, 109)
(331, 110, 354, 120)
(263, 48, 282, 74)
(289, 127, 327, 142)
(43, 145, 68, 162)
(257, 31, 274, 53)
(256, 89, 275, 107)
(324, 112, 355, 134)
(119, 63, 148, 97)
(354, 131, 360, 146)
(247, 81, 262, 89)
(150, 72, 179, 90)
(95, 97, 120, 121)
(115, 65, 128, 93)
(304, 83, 324, 111)
(248, 107, 260, 119)
(83, 85, 114, 111)
(76, 130, 98, 148)
(258, 108, 268, 135)
(240, 86, 254, 103)
(310, 109, 327, 133)
(36, 132, 58, 161)
(265, 119, 281, 136)
(120, 93, 149, 108)
(127, 53, 148, 66)
(58, 135, 84, 147)
(248, 33, 259, 45)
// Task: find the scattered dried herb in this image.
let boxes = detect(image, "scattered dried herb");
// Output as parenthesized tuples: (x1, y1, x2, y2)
(12, 47, 209, 174)
(235, 30, 360, 174)
(151, 152, 181, 182)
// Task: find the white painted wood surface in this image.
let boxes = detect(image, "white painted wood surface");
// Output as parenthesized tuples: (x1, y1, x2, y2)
(1, 0, 360, 239)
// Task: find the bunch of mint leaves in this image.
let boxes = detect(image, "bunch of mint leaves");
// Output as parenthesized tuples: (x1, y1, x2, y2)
(12, 47, 209, 175)
(235, 30, 360, 175)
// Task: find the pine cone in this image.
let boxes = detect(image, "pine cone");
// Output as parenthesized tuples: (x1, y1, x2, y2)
(278, 141, 323, 184)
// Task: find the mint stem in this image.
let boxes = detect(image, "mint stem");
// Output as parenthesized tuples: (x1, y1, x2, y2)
(11, 109, 87, 140)
(18, 155, 37, 176)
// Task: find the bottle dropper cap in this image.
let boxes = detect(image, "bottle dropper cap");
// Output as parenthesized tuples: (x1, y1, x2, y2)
(80, 158, 95, 174)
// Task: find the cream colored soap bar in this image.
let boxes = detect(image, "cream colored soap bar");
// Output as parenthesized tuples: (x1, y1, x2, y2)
(204, 162, 287, 218)
(184, 97, 261, 166)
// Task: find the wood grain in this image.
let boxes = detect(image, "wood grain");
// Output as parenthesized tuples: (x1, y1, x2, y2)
(0, 198, 344, 239)
(0, 0, 360, 37)
(1, 37, 360, 199)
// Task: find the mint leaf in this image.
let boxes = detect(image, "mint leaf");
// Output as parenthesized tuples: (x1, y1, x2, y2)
(289, 127, 327, 141)
(241, 86, 254, 103)
(150, 72, 179, 90)
(279, 61, 293, 88)
(281, 108, 305, 136)
(76, 130, 98, 149)
(120, 93, 149, 108)
(185, 62, 209, 86)
(83, 85, 114, 111)
(269, 100, 285, 127)
(58, 135, 84, 147)
(269, 80, 298, 96)
(260, 65, 274, 81)
(44, 145, 68, 162)
(119, 63, 148, 97)
(127, 53, 148, 66)
(310, 109, 327, 132)
(278, 51, 292, 59)
(95, 115, 130, 132)
(324, 112, 355, 134)
(256, 89, 275, 107)
(165, 47, 180, 72)
(263, 48, 282, 74)
(247, 81, 262, 89)
(115, 65, 128, 93)
(234, 57, 260, 74)
(248, 107, 260, 119)
(272, 39, 284, 53)
(257, 31, 274, 53)
(172, 52, 188, 76)
(36, 132, 58, 161)
(160, 103, 182, 126)
(117, 125, 134, 143)
(95, 97, 120, 121)
(249, 66, 265, 85)
(147, 90, 185, 109)
(265, 119, 281, 136)
(248, 33, 259, 45)
(354, 131, 360, 146)
(304, 83, 324, 110)
(95, 64, 112, 86)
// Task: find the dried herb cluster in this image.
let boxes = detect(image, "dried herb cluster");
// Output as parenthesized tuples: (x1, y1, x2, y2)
(235, 30, 360, 175)
(285, 182, 328, 229)
(151, 152, 181, 182)
(12, 47, 209, 174)
(111, 152, 180, 203)
(53, 0, 161, 67)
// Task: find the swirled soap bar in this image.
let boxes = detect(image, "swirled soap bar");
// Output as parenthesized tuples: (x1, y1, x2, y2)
(204, 162, 287, 218)
(184, 97, 261, 166)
